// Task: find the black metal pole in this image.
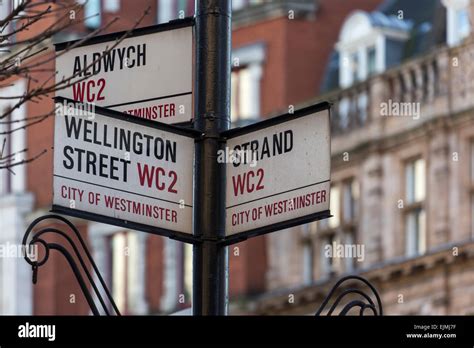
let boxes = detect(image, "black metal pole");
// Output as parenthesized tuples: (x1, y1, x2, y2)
(192, 0, 231, 315)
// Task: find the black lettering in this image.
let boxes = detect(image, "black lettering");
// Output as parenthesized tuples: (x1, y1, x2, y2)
(119, 129, 131, 152)
(103, 124, 111, 147)
(249, 140, 258, 164)
(133, 132, 143, 154)
(83, 120, 93, 143)
(284, 130, 293, 153)
(75, 147, 86, 172)
(154, 138, 164, 160)
(73, 56, 82, 76)
(86, 151, 97, 175)
(103, 50, 116, 72)
(166, 140, 176, 163)
(273, 132, 283, 155)
(117, 47, 126, 69)
(261, 137, 270, 158)
(126, 46, 136, 68)
(109, 156, 119, 180)
(64, 115, 82, 139)
(120, 159, 130, 182)
(137, 44, 146, 66)
(99, 154, 108, 178)
(92, 52, 101, 74)
(63, 146, 74, 169)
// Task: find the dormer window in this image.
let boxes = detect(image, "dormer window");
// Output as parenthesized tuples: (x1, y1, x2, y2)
(443, 0, 471, 46)
(350, 52, 359, 83)
(336, 11, 411, 88)
(367, 46, 376, 76)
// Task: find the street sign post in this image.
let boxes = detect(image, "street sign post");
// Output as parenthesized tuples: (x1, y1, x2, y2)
(192, 0, 231, 316)
(52, 97, 199, 243)
(55, 19, 193, 125)
(222, 102, 331, 245)
(49, 6, 332, 317)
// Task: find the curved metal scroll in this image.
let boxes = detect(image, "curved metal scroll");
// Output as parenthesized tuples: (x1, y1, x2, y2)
(22, 214, 121, 316)
(315, 275, 383, 316)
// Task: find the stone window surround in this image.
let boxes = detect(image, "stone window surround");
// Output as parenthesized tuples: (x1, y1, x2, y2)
(316, 174, 359, 278)
(442, 0, 471, 47)
(88, 222, 148, 315)
(231, 42, 265, 121)
(401, 155, 427, 258)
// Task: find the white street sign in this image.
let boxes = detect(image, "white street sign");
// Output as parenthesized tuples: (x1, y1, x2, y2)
(224, 103, 331, 238)
(53, 97, 197, 238)
(55, 20, 193, 125)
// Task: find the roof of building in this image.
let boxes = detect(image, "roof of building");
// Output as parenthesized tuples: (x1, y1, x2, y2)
(368, 11, 413, 31)
(320, 0, 446, 93)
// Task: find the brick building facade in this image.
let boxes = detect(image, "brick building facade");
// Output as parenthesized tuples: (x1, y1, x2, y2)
(252, 0, 474, 315)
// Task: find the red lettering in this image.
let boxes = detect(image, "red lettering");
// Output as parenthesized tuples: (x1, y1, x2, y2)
(155, 167, 165, 190)
(232, 169, 265, 197)
(137, 163, 154, 187)
(86, 80, 95, 102)
(168, 170, 178, 194)
(137, 163, 178, 193)
(232, 173, 246, 196)
(72, 82, 85, 102)
(72, 78, 106, 103)
(97, 78, 106, 101)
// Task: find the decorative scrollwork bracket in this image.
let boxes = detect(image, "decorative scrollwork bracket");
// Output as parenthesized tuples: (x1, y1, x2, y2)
(23, 214, 120, 316)
(315, 275, 383, 316)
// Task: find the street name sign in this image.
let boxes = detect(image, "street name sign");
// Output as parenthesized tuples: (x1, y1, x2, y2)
(52, 97, 199, 242)
(55, 18, 193, 125)
(222, 102, 331, 244)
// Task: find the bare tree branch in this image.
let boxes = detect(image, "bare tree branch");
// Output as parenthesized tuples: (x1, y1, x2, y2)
(0, 0, 153, 170)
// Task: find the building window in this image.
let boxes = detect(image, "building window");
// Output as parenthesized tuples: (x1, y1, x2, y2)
(320, 233, 336, 277)
(231, 65, 261, 124)
(177, 0, 190, 17)
(232, 0, 246, 10)
(342, 179, 359, 223)
(404, 158, 426, 256)
(103, 0, 120, 13)
(328, 185, 340, 229)
(84, 0, 101, 29)
(344, 230, 355, 272)
(157, 0, 191, 24)
(367, 46, 376, 76)
(110, 231, 141, 314)
(319, 179, 360, 275)
(158, 0, 173, 23)
(342, 180, 358, 271)
(180, 243, 193, 306)
(456, 8, 470, 40)
(350, 52, 359, 84)
(337, 97, 350, 130)
(444, 0, 471, 46)
(232, 0, 264, 11)
(301, 222, 317, 284)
